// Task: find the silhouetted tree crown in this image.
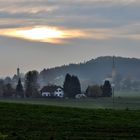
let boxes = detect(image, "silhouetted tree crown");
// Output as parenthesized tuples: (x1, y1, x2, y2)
(63, 73, 81, 98)
(16, 78, 24, 98)
(86, 85, 102, 98)
(0, 79, 4, 97)
(102, 80, 112, 97)
(63, 74, 71, 97)
(25, 70, 39, 97)
(3, 83, 15, 97)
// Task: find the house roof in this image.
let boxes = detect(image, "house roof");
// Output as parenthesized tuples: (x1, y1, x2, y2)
(41, 85, 63, 93)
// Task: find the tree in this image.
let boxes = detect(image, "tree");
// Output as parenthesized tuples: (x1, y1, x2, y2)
(86, 85, 102, 98)
(16, 79, 24, 98)
(63, 74, 81, 98)
(25, 71, 39, 97)
(71, 75, 81, 96)
(4, 77, 12, 85)
(3, 83, 15, 97)
(0, 79, 4, 97)
(102, 80, 112, 97)
(63, 74, 71, 97)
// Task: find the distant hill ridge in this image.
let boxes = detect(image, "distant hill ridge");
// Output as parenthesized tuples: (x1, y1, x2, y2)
(39, 56, 140, 88)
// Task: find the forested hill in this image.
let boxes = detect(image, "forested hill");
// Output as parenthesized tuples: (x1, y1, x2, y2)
(39, 56, 140, 89)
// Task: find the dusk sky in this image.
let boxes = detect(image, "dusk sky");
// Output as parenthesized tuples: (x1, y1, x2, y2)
(0, 0, 140, 76)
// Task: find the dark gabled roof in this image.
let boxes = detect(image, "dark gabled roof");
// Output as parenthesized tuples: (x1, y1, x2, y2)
(41, 85, 63, 93)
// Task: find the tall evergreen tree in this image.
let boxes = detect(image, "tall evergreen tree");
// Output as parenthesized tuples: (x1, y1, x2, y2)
(102, 80, 112, 97)
(16, 79, 24, 98)
(75, 76, 81, 95)
(63, 74, 81, 98)
(63, 73, 71, 97)
(71, 76, 81, 97)
(25, 70, 39, 97)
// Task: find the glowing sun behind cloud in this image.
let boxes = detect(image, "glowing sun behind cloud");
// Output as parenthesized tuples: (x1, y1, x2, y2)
(1, 26, 65, 44)
(0, 26, 86, 44)
(16, 27, 64, 42)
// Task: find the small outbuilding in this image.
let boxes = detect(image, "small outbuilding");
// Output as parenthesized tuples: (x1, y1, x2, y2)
(75, 93, 86, 99)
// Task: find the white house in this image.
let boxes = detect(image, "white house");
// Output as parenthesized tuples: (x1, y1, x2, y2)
(54, 87, 64, 98)
(41, 85, 64, 98)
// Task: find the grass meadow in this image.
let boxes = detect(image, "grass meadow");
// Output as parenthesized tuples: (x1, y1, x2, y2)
(0, 96, 140, 110)
(0, 102, 140, 139)
(0, 91, 140, 139)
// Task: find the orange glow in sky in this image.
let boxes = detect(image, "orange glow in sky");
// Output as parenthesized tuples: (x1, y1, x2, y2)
(0, 26, 86, 44)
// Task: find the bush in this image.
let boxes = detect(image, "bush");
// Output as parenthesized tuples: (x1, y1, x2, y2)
(86, 85, 102, 97)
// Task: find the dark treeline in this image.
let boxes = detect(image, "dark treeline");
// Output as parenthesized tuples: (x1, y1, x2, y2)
(0, 70, 112, 98)
(1, 56, 140, 94)
(0, 70, 39, 98)
(85, 80, 112, 98)
(1, 56, 140, 98)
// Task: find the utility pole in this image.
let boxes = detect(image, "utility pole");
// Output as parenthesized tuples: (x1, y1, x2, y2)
(112, 56, 116, 108)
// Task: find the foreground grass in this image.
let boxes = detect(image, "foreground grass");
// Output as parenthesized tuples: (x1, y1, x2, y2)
(0, 97, 140, 110)
(0, 103, 140, 140)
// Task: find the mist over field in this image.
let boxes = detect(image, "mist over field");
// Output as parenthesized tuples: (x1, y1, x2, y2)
(38, 56, 140, 94)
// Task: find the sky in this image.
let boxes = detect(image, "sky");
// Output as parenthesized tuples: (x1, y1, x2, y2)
(0, 0, 140, 77)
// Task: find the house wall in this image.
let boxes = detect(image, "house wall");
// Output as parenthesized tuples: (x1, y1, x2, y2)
(42, 92, 51, 97)
(54, 88, 64, 98)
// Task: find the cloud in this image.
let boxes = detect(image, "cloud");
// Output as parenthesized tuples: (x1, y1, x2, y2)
(0, 0, 140, 31)
(1, 23, 140, 45)
(1, 0, 140, 76)
(0, 26, 91, 44)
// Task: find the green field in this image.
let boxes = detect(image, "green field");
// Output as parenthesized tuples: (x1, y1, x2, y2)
(115, 91, 140, 97)
(0, 102, 140, 139)
(0, 96, 140, 110)
(0, 91, 140, 110)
